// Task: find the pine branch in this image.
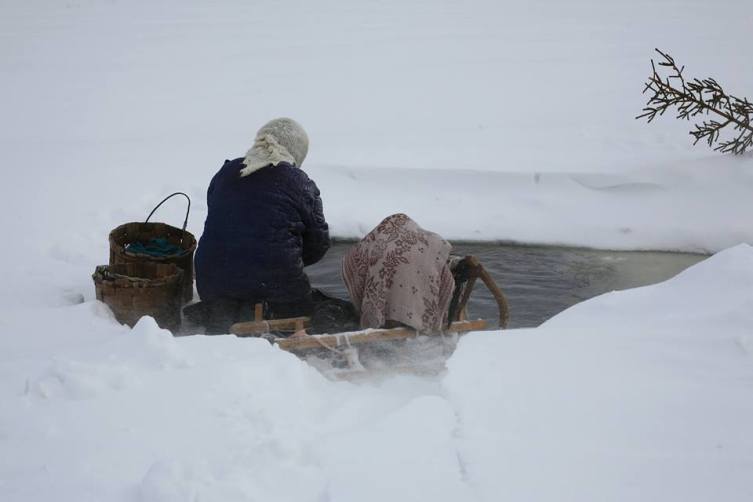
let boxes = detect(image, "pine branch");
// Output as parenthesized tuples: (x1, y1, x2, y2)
(637, 49, 753, 155)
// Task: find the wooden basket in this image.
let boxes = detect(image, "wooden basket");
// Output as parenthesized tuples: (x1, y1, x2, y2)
(109, 193, 196, 302)
(93, 262, 183, 330)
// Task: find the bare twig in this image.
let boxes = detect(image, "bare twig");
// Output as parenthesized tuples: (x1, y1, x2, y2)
(637, 49, 753, 155)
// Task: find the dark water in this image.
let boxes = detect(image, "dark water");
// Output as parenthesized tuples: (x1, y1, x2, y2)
(307, 242, 706, 329)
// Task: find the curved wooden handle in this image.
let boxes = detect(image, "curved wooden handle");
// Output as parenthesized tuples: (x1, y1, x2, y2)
(467, 256, 510, 329)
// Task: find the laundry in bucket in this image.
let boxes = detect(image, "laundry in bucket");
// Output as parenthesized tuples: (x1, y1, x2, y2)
(125, 238, 185, 258)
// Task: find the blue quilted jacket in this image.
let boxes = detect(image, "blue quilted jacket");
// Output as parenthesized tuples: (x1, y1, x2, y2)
(194, 158, 329, 304)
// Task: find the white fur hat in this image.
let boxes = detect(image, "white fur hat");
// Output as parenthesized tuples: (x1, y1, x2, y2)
(240, 118, 309, 177)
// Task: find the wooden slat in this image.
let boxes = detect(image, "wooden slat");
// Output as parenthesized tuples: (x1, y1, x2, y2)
(275, 319, 487, 352)
(230, 317, 311, 336)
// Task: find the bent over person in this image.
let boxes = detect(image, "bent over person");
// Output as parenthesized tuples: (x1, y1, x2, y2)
(189, 118, 330, 333)
(342, 213, 455, 334)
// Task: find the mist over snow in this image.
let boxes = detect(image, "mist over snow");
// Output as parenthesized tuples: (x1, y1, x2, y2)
(1, 1, 752, 501)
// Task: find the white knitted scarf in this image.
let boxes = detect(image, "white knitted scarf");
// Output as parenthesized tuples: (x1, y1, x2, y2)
(240, 133, 297, 177)
(240, 118, 309, 177)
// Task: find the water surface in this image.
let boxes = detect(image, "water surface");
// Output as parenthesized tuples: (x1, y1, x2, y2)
(307, 242, 705, 329)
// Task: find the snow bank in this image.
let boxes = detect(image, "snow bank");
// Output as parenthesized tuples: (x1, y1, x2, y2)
(318, 159, 753, 252)
(444, 244, 753, 501)
(2, 247, 752, 501)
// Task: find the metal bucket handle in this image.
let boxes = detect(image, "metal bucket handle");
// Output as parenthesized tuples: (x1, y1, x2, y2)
(144, 192, 191, 245)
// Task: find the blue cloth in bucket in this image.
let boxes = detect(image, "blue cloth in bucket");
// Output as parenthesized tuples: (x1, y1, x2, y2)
(125, 238, 184, 258)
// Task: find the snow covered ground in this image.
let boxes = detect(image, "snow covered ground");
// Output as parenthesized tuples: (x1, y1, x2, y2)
(2, 245, 752, 501)
(2, 1, 753, 500)
(2, 0, 753, 255)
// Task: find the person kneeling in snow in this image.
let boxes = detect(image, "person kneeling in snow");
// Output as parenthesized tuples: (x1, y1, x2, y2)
(187, 118, 330, 334)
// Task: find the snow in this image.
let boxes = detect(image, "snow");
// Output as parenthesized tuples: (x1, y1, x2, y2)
(2, 0, 752, 255)
(2, 246, 753, 501)
(2, 0, 753, 500)
(445, 244, 753, 501)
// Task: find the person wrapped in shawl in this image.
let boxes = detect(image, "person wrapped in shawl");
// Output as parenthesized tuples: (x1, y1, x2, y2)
(342, 213, 455, 335)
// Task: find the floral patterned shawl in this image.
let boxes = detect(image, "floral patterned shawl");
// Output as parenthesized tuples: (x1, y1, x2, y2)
(342, 214, 455, 334)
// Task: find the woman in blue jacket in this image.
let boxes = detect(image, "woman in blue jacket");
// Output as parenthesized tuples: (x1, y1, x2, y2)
(190, 118, 330, 333)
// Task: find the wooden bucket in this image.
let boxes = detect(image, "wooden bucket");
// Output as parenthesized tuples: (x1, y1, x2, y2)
(93, 262, 183, 330)
(109, 193, 197, 302)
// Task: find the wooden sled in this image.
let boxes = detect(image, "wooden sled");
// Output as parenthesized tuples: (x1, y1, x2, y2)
(229, 255, 509, 354)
